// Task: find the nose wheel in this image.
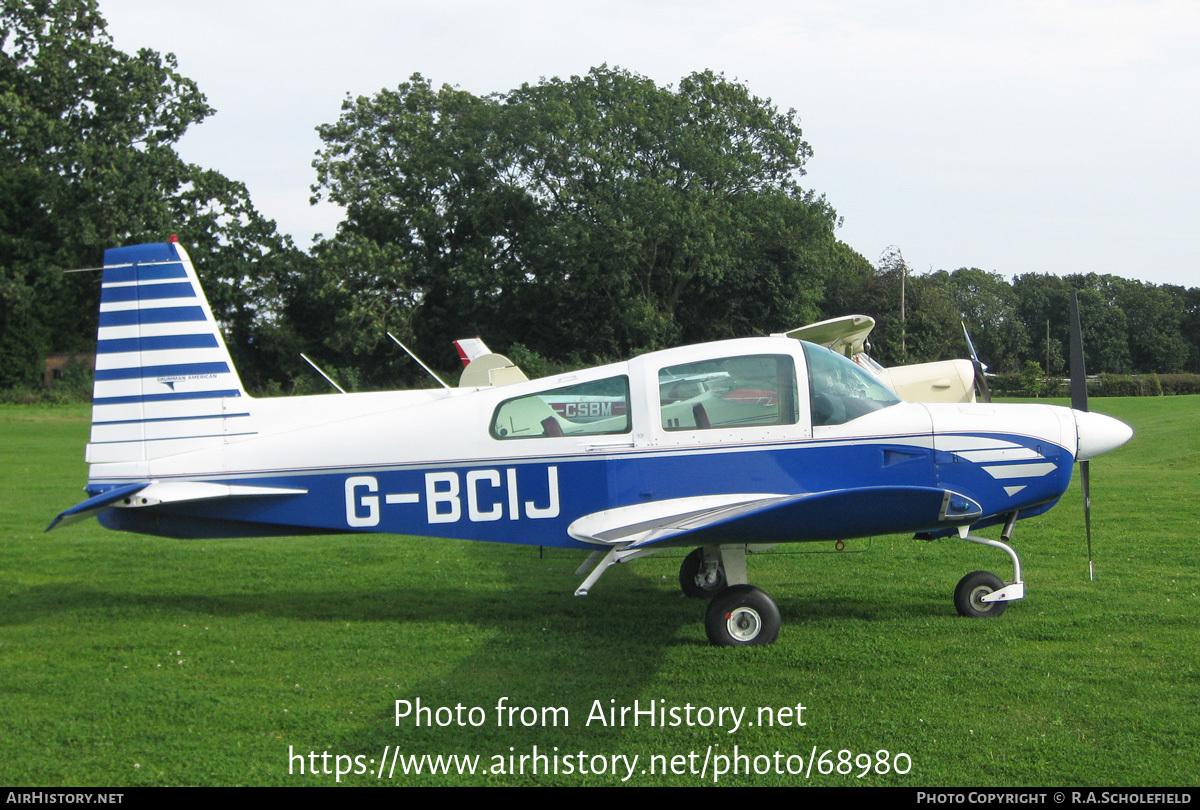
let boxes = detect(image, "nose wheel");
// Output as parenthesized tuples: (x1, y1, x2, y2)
(954, 517, 1025, 617)
(954, 570, 1008, 617)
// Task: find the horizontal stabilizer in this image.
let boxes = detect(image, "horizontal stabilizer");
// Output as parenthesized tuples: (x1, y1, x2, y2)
(45, 483, 147, 532)
(47, 481, 307, 532)
(568, 486, 983, 549)
(113, 481, 308, 505)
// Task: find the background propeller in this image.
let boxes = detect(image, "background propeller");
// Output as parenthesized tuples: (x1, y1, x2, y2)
(961, 321, 992, 403)
(1068, 291, 1095, 581)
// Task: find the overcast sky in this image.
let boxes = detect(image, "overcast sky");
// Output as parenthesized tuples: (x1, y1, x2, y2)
(99, 0, 1199, 289)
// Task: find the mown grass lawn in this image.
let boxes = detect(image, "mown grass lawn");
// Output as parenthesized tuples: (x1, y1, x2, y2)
(1, 397, 1196, 786)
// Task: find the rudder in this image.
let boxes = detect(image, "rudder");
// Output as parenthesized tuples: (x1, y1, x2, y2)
(88, 239, 254, 463)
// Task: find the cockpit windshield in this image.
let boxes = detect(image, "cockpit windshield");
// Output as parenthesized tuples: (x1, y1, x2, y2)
(802, 342, 900, 426)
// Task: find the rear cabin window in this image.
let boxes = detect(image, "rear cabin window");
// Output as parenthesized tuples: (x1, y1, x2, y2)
(658, 355, 798, 431)
(491, 376, 631, 439)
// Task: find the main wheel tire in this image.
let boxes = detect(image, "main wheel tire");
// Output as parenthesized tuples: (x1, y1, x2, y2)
(705, 585, 781, 646)
(954, 570, 1008, 618)
(679, 547, 726, 599)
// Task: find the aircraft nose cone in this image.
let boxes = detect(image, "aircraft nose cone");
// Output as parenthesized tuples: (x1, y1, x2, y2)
(1074, 410, 1134, 461)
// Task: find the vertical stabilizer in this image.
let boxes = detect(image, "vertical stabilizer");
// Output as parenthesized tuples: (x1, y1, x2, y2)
(88, 241, 253, 464)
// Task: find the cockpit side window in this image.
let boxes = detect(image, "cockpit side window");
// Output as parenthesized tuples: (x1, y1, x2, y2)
(658, 354, 798, 431)
(491, 376, 631, 439)
(802, 343, 900, 426)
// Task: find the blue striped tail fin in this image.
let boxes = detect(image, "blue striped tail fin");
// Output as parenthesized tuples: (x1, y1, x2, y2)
(88, 241, 255, 463)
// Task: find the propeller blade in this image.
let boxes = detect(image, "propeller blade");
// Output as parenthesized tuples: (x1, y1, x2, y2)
(962, 321, 981, 364)
(1069, 290, 1095, 580)
(1081, 459, 1094, 581)
(973, 360, 992, 403)
(1068, 292, 1088, 412)
(961, 321, 992, 403)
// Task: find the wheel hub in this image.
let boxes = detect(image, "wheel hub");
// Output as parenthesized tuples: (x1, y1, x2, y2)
(725, 607, 762, 641)
(969, 586, 994, 612)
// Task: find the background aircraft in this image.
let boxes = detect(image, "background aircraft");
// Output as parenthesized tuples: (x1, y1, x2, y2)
(50, 240, 1132, 645)
(456, 314, 985, 405)
(777, 315, 982, 404)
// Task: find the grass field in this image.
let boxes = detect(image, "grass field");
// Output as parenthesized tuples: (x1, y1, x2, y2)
(1, 397, 1196, 786)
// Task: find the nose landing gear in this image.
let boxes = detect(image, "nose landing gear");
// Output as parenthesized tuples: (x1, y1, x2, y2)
(953, 512, 1024, 618)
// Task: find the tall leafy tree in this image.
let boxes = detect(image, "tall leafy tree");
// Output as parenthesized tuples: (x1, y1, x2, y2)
(847, 247, 962, 367)
(1110, 277, 1188, 373)
(935, 267, 1029, 373)
(312, 67, 848, 375)
(1178, 285, 1200, 372)
(0, 0, 297, 387)
(1013, 272, 1071, 375)
(1065, 274, 1131, 374)
(312, 77, 527, 373)
(1012, 272, 1134, 375)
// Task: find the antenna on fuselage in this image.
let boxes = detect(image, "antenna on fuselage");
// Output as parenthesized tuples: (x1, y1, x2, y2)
(300, 353, 347, 394)
(387, 332, 451, 390)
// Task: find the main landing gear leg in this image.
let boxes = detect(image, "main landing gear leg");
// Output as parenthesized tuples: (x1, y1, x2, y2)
(578, 544, 783, 646)
(953, 512, 1025, 618)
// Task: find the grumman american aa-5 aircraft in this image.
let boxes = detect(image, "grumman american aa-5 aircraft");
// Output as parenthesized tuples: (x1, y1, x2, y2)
(49, 239, 1134, 646)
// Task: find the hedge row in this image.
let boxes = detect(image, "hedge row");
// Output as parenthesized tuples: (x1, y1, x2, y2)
(991, 373, 1200, 398)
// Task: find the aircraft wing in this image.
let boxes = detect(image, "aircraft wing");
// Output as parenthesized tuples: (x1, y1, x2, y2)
(47, 481, 307, 532)
(774, 315, 875, 357)
(568, 486, 983, 549)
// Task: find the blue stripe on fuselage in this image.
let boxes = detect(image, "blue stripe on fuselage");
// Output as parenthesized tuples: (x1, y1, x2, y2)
(84, 432, 1073, 546)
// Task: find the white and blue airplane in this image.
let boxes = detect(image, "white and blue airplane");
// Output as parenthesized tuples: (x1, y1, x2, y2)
(49, 239, 1133, 645)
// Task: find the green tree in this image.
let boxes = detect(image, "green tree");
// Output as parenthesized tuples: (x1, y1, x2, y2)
(936, 267, 1029, 373)
(278, 234, 424, 390)
(1178, 286, 1200, 372)
(814, 238, 878, 324)
(312, 75, 529, 378)
(844, 247, 961, 367)
(1065, 274, 1131, 374)
(0, 273, 41, 387)
(1012, 272, 1134, 375)
(1109, 278, 1188, 374)
(1013, 272, 1071, 375)
(1018, 359, 1049, 398)
(312, 67, 847, 372)
(0, 0, 298, 386)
